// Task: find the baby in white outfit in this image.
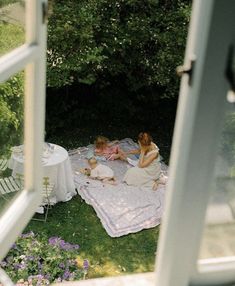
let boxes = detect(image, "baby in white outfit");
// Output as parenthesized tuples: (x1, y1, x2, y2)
(81, 157, 116, 184)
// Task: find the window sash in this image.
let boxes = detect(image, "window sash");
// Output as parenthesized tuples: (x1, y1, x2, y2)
(155, 1, 235, 286)
(0, 0, 47, 267)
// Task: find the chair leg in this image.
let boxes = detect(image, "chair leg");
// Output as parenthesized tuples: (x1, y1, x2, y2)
(44, 205, 49, 222)
(0, 193, 9, 202)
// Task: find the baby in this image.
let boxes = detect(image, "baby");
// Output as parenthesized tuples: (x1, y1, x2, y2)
(81, 157, 116, 185)
(94, 136, 126, 161)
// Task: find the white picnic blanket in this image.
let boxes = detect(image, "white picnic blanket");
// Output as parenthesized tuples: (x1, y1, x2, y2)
(69, 138, 168, 237)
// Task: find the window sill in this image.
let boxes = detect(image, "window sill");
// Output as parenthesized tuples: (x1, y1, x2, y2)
(52, 272, 155, 286)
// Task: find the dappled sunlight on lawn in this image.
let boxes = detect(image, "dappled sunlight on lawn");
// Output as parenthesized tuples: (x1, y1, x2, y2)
(24, 196, 159, 279)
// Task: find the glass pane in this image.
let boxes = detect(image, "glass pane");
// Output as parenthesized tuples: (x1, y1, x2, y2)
(199, 100, 235, 259)
(0, 70, 24, 213)
(0, 0, 25, 57)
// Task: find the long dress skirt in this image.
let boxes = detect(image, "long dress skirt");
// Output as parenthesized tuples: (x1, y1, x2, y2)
(124, 150, 161, 189)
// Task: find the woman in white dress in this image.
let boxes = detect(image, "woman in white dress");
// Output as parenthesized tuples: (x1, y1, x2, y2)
(123, 132, 161, 189)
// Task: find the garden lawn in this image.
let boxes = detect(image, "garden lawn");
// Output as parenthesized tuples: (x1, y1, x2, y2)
(0, 22, 24, 56)
(24, 127, 164, 279)
(25, 196, 160, 279)
(2, 128, 163, 280)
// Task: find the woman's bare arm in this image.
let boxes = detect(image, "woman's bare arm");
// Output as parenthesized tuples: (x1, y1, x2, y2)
(125, 148, 140, 155)
(138, 151, 158, 168)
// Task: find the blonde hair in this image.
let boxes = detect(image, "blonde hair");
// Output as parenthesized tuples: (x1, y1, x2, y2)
(88, 157, 97, 165)
(94, 136, 109, 149)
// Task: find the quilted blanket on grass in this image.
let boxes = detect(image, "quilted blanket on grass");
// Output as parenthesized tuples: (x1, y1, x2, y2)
(69, 138, 168, 237)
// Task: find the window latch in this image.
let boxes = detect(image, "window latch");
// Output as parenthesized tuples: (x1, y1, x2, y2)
(225, 45, 235, 103)
(42, 2, 48, 24)
(176, 58, 196, 86)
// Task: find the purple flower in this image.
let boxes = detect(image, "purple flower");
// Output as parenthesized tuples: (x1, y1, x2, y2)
(59, 240, 72, 250)
(48, 236, 60, 246)
(83, 259, 89, 270)
(63, 270, 71, 280)
(11, 243, 17, 249)
(34, 274, 44, 280)
(59, 262, 65, 269)
(21, 231, 35, 238)
(13, 263, 25, 270)
(73, 244, 80, 250)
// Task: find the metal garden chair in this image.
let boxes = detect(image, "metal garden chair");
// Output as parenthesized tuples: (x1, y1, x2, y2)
(33, 176, 55, 222)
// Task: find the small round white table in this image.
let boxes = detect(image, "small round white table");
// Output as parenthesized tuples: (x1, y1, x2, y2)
(8, 144, 76, 202)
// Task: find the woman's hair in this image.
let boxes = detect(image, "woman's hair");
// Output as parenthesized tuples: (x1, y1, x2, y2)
(138, 132, 152, 146)
(94, 136, 109, 149)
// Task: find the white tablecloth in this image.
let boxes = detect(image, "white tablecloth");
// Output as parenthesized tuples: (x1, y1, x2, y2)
(8, 144, 76, 202)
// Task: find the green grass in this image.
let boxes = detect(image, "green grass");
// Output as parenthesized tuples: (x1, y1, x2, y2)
(26, 125, 163, 279)
(1, 146, 161, 279)
(0, 126, 163, 279)
(0, 22, 24, 56)
(25, 196, 160, 279)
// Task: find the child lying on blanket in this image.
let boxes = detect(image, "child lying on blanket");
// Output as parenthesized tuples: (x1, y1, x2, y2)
(80, 157, 117, 185)
(94, 136, 126, 161)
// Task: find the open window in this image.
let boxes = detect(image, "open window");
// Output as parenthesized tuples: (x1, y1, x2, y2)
(0, 0, 47, 284)
(0, 0, 235, 285)
(156, 1, 235, 286)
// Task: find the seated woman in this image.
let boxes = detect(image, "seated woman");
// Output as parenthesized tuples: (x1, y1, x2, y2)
(123, 132, 161, 190)
(94, 136, 126, 161)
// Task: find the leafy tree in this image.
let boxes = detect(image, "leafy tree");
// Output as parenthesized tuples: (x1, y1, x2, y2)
(0, 21, 24, 157)
(47, 0, 191, 98)
(0, 73, 24, 157)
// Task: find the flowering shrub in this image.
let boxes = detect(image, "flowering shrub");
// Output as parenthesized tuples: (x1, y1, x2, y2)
(0, 232, 89, 285)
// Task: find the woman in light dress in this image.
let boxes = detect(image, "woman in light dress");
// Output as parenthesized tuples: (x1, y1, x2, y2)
(124, 132, 161, 190)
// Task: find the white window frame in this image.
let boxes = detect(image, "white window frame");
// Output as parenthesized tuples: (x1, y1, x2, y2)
(0, 0, 47, 280)
(0, 0, 234, 286)
(155, 1, 235, 286)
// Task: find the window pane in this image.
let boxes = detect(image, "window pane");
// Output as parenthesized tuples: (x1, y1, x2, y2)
(0, 70, 24, 212)
(199, 100, 235, 259)
(0, 0, 25, 57)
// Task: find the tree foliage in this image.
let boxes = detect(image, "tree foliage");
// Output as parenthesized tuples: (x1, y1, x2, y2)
(0, 73, 24, 156)
(0, 21, 24, 157)
(47, 0, 191, 98)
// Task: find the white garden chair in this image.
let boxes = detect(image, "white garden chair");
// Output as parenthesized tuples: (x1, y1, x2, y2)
(0, 176, 21, 202)
(0, 159, 8, 172)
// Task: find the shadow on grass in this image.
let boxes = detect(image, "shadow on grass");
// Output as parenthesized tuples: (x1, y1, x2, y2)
(24, 195, 160, 278)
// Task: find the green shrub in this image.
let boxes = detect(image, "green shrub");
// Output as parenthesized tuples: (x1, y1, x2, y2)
(47, 0, 191, 98)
